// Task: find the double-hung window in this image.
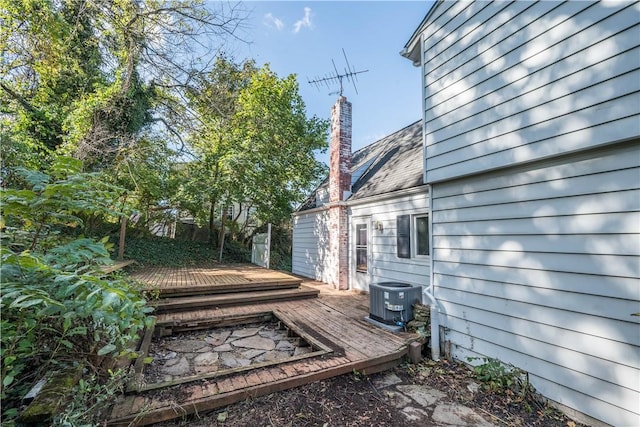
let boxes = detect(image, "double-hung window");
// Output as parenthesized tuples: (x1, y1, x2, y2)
(414, 214, 430, 257)
(396, 214, 429, 258)
(355, 223, 368, 272)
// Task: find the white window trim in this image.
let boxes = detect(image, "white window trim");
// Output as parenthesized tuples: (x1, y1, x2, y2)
(220, 205, 234, 221)
(413, 213, 430, 259)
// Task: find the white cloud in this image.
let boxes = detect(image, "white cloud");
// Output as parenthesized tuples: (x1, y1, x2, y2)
(263, 12, 284, 30)
(293, 7, 313, 33)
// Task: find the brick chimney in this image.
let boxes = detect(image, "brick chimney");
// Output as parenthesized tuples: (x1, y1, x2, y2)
(329, 96, 352, 203)
(328, 96, 351, 290)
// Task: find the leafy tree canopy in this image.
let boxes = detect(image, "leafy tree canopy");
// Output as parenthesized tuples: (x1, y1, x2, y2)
(180, 57, 328, 247)
(1, 0, 245, 171)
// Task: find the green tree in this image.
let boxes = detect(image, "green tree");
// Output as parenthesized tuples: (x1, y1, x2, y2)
(182, 57, 257, 244)
(1, 0, 248, 243)
(0, 0, 105, 173)
(232, 66, 328, 224)
(184, 58, 328, 257)
(1, 0, 246, 173)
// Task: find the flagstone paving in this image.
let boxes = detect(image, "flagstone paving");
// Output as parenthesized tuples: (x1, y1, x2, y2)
(374, 373, 494, 426)
(142, 321, 307, 386)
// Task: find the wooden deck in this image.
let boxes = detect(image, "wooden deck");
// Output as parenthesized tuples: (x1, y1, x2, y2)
(151, 286, 320, 314)
(131, 263, 302, 297)
(109, 266, 420, 426)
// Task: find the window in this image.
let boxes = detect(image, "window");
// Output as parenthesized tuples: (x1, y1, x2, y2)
(355, 223, 368, 272)
(397, 214, 429, 258)
(415, 215, 430, 256)
(396, 215, 411, 258)
(222, 205, 234, 221)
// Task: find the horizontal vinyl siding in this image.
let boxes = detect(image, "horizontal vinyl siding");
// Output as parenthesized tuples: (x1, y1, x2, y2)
(431, 142, 640, 426)
(291, 210, 331, 282)
(349, 189, 430, 293)
(422, 0, 640, 183)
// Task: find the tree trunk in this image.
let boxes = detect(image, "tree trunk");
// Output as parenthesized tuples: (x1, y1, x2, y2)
(118, 216, 127, 261)
(208, 160, 221, 244)
(208, 196, 216, 244)
(218, 210, 226, 262)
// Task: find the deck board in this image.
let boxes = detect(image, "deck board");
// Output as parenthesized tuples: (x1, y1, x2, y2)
(108, 265, 420, 426)
(153, 286, 319, 313)
(131, 263, 302, 297)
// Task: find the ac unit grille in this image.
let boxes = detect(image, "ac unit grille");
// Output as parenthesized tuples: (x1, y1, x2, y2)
(369, 282, 422, 325)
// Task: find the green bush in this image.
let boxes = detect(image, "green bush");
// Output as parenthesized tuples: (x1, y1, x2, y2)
(468, 357, 533, 398)
(122, 235, 251, 267)
(0, 249, 153, 402)
(0, 158, 153, 424)
(122, 236, 217, 266)
(222, 239, 251, 263)
(269, 249, 292, 271)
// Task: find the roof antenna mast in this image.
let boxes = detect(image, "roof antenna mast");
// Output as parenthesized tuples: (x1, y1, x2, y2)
(308, 49, 369, 96)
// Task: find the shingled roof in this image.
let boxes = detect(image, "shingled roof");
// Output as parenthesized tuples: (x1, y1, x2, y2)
(298, 119, 423, 211)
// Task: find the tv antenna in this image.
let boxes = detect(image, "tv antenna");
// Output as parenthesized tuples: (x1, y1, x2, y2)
(308, 49, 369, 96)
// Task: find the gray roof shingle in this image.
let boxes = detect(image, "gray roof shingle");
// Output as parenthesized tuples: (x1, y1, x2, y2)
(298, 119, 423, 211)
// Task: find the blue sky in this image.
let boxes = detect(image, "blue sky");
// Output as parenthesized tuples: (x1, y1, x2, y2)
(228, 1, 432, 165)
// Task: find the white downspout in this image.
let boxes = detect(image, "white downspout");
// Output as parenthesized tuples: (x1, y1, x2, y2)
(420, 30, 441, 362)
(424, 183, 440, 361)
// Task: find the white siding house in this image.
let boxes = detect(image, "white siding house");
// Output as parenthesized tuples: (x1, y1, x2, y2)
(403, 1, 640, 426)
(291, 209, 331, 283)
(292, 121, 431, 293)
(348, 189, 430, 292)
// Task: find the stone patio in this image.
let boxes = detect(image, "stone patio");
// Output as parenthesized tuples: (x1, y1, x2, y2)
(140, 321, 315, 388)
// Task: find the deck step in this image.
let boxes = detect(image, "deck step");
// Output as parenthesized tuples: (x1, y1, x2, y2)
(108, 354, 403, 426)
(152, 285, 319, 313)
(107, 289, 417, 427)
(153, 278, 304, 298)
(131, 264, 305, 298)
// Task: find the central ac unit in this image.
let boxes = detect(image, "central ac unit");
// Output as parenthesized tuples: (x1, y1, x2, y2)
(369, 282, 422, 326)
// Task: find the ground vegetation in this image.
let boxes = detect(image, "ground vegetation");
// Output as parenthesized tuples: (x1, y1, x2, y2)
(155, 359, 586, 427)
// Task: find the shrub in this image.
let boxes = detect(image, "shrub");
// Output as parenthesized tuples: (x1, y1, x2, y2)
(121, 236, 252, 267)
(468, 357, 533, 398)
(122, 236, 217, 266)
(0, 158, 153, 424)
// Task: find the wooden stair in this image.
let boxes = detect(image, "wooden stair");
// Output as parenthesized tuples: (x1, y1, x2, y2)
(108, 296, 417, 426)
(153, 277, 303, 298)
(132, 265, 318, 313)
(152, 285, 319, 313)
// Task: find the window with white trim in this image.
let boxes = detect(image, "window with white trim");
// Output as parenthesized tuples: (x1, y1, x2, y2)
(355, 223, 368, 272)
(397, 215, 411, 258)
(396, 213, 429, 258)
(414, 214, 430, 257)
(222, 205, 233, 221)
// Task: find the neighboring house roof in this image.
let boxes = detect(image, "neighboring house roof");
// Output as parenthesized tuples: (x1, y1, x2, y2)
(298, 119, 423, 211)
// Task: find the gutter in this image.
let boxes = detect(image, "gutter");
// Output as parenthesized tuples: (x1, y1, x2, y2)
(291, 201, 338, 217)
(293, 185, 429, 216)
(345, 184, 428, 207)
(403, 14, 443, 361)
(401, 0, 439, 66)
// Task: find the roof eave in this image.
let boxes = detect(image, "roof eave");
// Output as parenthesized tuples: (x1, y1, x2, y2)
(399, 44, 421, 67)
(401, 0, 440, 66)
